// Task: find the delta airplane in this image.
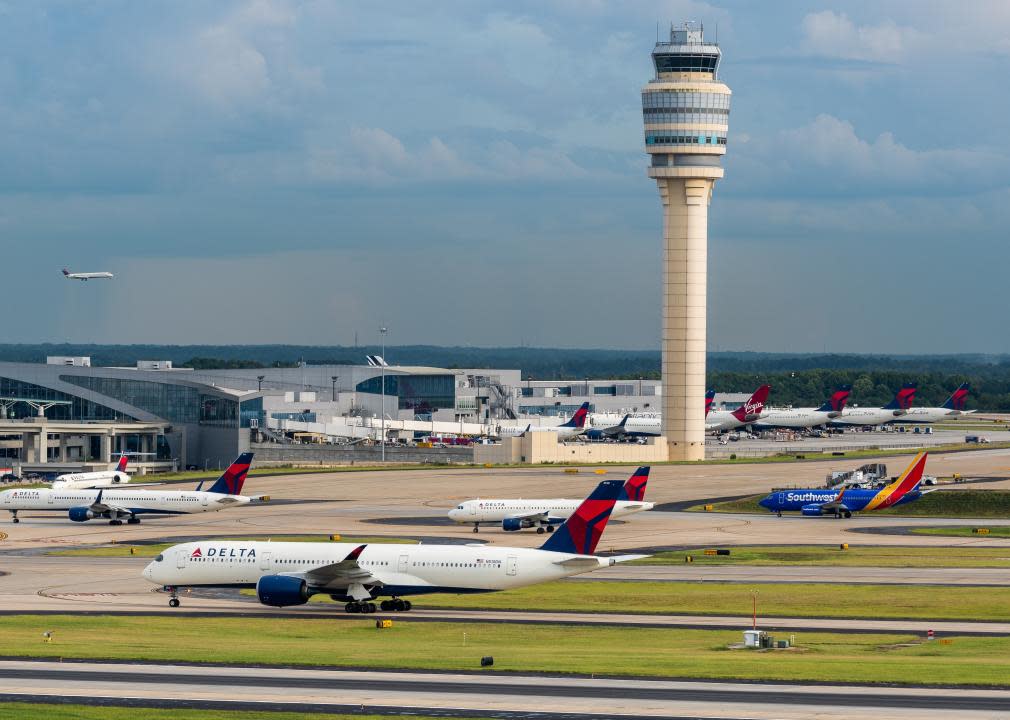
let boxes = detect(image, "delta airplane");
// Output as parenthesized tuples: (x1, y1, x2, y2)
(447, 466, 653, 533)
(758, 451, 932, 518)
(497, 402, 590, 440)
(892, 383, 973, 423)
(751, 386, 851, 431)
(706, 385, 771, 432)
(831, 383, 916, 427)
(585, 391, 715, 441)
(62, 268, 114, 281)
(50, 455, 144, 490)
(143, 478, 645, 612)
(0, 453, 257, 525)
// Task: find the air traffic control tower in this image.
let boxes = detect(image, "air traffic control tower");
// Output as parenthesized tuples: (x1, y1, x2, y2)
(642, 22, 730, 460)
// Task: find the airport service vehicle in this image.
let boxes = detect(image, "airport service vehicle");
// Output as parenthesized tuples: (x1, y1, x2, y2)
(497, 402, 590, 440)
(706, 385, 771, 432)
(447, 466, 653, 533)
(892, 383, 974, 423)
(751, 386, 851, 431)
(50, 455, 137, 490)
(144, 478, 645, 612)
(831, 383, 916, 427)
(62, 268, 114, 281)
(758, 452, 931, 518)
(825, 462, 887, 489)
(0, 453, 256, 525)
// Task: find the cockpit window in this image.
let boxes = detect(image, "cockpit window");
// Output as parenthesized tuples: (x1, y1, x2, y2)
(456, 505, 464, 510)
(154, 554, 164, 562)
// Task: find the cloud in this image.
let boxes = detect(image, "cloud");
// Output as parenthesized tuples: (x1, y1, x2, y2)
(800, 11, 924, 62)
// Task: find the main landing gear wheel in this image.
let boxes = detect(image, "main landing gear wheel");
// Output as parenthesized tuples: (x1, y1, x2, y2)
(380, 599, 412, 612)
(127, 517, 141, 525)
(546, 525, 555, 533)
(536, 527, 545, 534)
(109, 519, 123, 526)
(776, 511, 782, 518)
(344, 601, 377, 614)
(10, 513, 18, 524)
(844, 511, 852, 519)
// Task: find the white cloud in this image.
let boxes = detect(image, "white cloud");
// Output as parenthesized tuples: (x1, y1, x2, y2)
(800, 10, 924, 62)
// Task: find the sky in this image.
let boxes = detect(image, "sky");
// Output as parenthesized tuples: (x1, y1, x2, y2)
(2, 0, 1009, 353)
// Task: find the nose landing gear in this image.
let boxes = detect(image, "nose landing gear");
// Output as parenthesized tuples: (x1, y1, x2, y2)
(165, 586, 181, 607)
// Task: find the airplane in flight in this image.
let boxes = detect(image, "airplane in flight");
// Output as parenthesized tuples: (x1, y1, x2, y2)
(831, 383, 916, 427)
(706, 385, 771, 433)
(892, 383, 974, 423)
(143, 478, 645, 611)
(757, 451, 932, 518)
(497, 402, 591, 440)
(447, 466, 653, 533)
(584, 391, 715, 441)
(0, 453, 258, 525)
(62, 268, 114, 281)
(751, 385, 852, 431)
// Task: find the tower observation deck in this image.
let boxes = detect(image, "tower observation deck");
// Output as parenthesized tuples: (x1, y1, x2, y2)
(642, 22, 730, 460)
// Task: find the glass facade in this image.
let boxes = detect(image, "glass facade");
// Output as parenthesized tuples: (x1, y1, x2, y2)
(239, 397, 264, 428)
(355, 373, 456, 413)
(61, 376, 238, 427)
(646, 133, 727, 146)
(0, 376, 133, 421)
(654, 53, 718, 73)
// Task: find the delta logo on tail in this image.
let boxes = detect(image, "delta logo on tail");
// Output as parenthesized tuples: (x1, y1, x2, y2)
(944, 383, 971, 411)
(540, 479, 624, 555)
(561, 402, 591, 429)
(202, 452, 254, 495)
(618, 467, 650, 502)
(115, 455, 129, 472)
(817, 385, 852, 415)
(732, 385, 771, 422)
(704, 390, 715, 417)
(884, 383, 917, 412)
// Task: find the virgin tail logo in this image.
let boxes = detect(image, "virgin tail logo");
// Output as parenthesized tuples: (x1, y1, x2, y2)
(732, 385, 771, 422)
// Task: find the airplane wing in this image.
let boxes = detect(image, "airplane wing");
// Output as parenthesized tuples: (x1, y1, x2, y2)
(290, 545, 382, 590)
(505, 510, 567, 524)
(553, 553, 650, 568)
(88, 496, 132, 516)
(813, 489, 850, 513)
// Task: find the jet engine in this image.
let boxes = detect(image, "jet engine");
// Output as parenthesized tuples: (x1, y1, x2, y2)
(502, 517, 527, 531)
(800, 504, 824, 517)
(68, 507, 96, 522)
(256, 575, 309, 607)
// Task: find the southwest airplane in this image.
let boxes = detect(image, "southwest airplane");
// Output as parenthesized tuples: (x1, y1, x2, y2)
(831, 383, 916, 427)
(0, 453, 256, 525)
(498, 402, 590, 440)
(447, 466, 653, 533)
(143, 478, 645, 612)
(758, 451, 932, 518)
(706, 385, 771, 432)
(751, 386, 851, 431)
(62, 268, 114, 281)
(585, 390, 715, 440)
(892, 383, 973, 423)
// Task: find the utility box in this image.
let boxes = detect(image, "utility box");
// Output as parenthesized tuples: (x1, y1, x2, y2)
(743, 630, 766, 648)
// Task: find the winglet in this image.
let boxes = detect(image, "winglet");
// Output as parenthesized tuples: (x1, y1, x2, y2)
(345, 544, 367, 562)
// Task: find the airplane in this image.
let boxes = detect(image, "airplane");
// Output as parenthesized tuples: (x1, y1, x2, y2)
(831, 383, 916, 427)
(447, 466, 653, 533)
(48, 455, 160, 490)
(584, 391, 716, 441)
(892, 383, 974, 423)
(143, 478, 646, 612)
(497, 402, 591, 440)
(757, 451, 932, 518)
(62, 268, 114, 281)
(0, 453, 258, 525)
(706, 385, 771, 432)
(751, 385, 852, 431)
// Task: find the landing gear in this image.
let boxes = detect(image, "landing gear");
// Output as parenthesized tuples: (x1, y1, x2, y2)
(546, 525, 555, 533)
(843, 510, 852, 519)
(166, 586, 180, 608)
(380, 598, 413, 612)
(776, 511, 782, 518)
(472, 523, 479, 534)
(109, 519, 123, 526)
(344, 601, 377, 614)
(536, 526, 545, 535)
(10, 511, 18, 524)
(127, 516, 141, 525)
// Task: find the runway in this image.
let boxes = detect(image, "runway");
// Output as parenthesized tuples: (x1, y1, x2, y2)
(3, 659, 1010, 719)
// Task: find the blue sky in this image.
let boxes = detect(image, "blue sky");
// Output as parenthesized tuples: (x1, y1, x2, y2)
(3, 1, 1008, 352)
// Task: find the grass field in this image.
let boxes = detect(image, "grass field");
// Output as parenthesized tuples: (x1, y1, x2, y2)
(0, 706, 471, 720)
(911, 526, 1010, 538)
(48, 535, 411, 558)
(630, 544, 1010, 568)
(3, 614, 1010, 686)
(687, 489, 1010, 518)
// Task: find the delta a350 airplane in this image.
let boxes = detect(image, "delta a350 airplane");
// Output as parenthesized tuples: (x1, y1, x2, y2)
(758, 451, 932, 518)
(143, 478, 645, 612)
(751, 386, 851, 431)
(892, 383, 973, 423)
(447, 466, 652, 533)
(62, 268, 114, 281)
(0, 453, 256, 524)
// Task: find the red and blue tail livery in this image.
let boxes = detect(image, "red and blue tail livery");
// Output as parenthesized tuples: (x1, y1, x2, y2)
(884, 383, 917, 411)
(202, 452, 254, 495)
(115, 455, 129, 473)
(816, 385, 851, 415)
(540, 479, 624, 555)
(704, 390, 715, 417)
(560, 402, 591, 429)
(943, 383, 971, 411)
(618, 466, 650, 502)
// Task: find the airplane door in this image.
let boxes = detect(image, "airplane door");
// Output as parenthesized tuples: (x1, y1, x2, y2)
(200, 494, 209, 507)
(778, 492, 785, 505)
(259, 551, 271, 571)
(176, 551, 186, 570)
(48, 492, 55, 505)
(397, 554, 409, 573)
(506, 555, 517, 576)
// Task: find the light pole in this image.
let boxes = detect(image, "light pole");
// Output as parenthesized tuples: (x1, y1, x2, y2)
(380, 326, 387, 462)
(257, 375, 265, 392)
(331, 376, 338, 402)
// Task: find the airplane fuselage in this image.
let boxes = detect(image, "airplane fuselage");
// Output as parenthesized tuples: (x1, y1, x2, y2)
(759, 487, 923, 514)
(448, 498, 653, 525)
(0, 487, 249, 519)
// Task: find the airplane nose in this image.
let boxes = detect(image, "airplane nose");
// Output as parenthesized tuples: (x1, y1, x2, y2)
(757, 496, 771, 509)
(142, 563, 154, 581)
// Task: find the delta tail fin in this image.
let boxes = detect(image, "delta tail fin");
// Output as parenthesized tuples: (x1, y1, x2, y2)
(705, 390, 715, 417)
(539, 479, 624, 554)
(816, 385, 852, 414)
(560, 402, 591, 429)
(115, 454, 129, 473)
(942, 383, 970, 411)
(201, 452, 254, 495)
(618, 466, 650, 502)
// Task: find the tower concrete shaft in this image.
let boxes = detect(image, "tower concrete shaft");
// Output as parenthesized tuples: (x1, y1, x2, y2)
(642, 22, 730, 461)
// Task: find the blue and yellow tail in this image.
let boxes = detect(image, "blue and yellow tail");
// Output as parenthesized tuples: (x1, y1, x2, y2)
(540, 479, 624, 555)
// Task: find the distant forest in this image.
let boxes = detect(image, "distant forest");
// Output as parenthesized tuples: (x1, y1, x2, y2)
(4, 344, 1010, 411)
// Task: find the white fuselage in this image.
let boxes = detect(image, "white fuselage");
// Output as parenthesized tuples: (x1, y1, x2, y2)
(143, 541, 618, 596)
(832, 407, 905, 426)
(0, 487, 249, 517)
(754, 408, 836, 430)
(448, 498, 653, 525)
(52, 470, 130, 490)
(891, 407, 966, 424)
(498, 425, 583, 440)
(706, 410, 752, 432)
(65, 271, 113, 280)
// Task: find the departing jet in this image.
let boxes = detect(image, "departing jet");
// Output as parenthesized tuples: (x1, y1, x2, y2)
(751, 385, 851, 431)
(498, 402, 591, 440)
(758, 452, 932, 518)
(831, 383, 916, 427)
(706, 385, 771, 432)
(892, 383, 973, 423)
(0, 453, 257, 525)
(144, 478, 644, 611)
(62, 268, 114, 281)
(447, 466, 653, 533)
